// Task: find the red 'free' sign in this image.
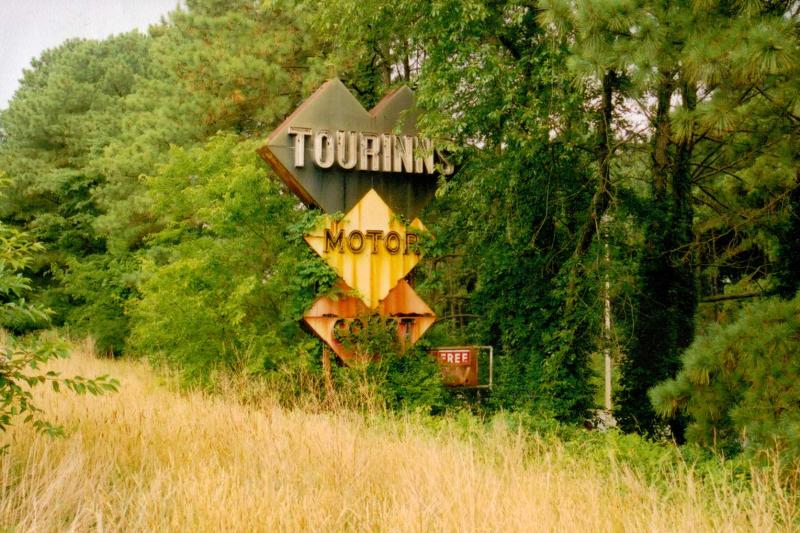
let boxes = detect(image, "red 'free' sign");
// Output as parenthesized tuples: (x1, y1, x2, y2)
(435, 349, 471, 365)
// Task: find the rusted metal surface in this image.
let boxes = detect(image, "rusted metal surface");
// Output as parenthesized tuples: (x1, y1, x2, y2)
(431, 347, 480, 387)
(302, 282, 366, 362)
(257, 78, 451, 219)
(260, 79, 445, 369)
(304, 281, 366, 317)
(378, 279, 436, 350)
(304, 280, 435, 364)
(304, 189, 424, 308)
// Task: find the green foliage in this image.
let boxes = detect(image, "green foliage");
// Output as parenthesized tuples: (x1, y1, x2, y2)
(0, 221, 49, 332)
(0, 33, 150, 255)
(0, 221, 118, 448)
(330, 313, 449, 412)
(241, 307, 449, 413)
(93, 0, 321, 253)
(57, 254, 138, 355)
(651, 296, 800, 464)
(128, 134, 322, 386)
(0, 33, 151, 341)
(1, 0, 799, 429)
(774, 184, 800, 298)
(617, 193, 697, 438)
(345, 0, 602, 422)
(541, 0, 800, 435)
(379, 345, 449, 413)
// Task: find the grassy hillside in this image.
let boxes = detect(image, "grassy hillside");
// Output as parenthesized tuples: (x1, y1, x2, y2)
(1, 344, 797, 532)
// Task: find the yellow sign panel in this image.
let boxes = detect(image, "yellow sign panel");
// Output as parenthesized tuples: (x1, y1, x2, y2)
(305, 189, 424, 308)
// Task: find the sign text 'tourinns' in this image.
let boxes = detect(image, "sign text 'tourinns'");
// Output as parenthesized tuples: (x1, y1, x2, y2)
(287, 127, 454, 175)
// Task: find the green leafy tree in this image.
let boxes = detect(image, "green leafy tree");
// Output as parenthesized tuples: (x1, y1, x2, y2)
(1, 0, 797, 424)
(626, 0, 800, 437)
(0, 33, 152, 349)
(0, 0, 323, 353)
(651, 295, 800, 464)
(314, 0, 621, 421)
(93, 0, 322, 253)
(542, 0, 800, 436)
(0, 33, 151, 255)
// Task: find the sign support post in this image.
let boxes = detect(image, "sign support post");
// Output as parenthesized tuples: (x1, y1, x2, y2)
(322, 345, 334, 399)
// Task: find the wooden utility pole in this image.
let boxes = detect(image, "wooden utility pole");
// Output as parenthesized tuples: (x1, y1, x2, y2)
(603, 214, 613, 412)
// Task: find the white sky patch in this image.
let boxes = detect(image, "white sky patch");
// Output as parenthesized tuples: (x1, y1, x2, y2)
(0, 0, 181, 108)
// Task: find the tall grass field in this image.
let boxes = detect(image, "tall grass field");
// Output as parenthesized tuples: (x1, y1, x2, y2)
(1, 344, 797, 532)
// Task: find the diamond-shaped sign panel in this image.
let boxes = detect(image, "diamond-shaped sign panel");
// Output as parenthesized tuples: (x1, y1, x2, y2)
(378, 279, 436, 348)
(257, 78, 451, 219)
(304, 189, 425, 308)
(304, 280, 436, 364)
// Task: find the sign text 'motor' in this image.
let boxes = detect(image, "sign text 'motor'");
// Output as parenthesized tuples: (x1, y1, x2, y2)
(324, 228, 420, 255)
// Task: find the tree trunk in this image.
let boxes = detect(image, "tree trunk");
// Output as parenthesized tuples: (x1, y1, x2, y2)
(775, 169, 800, 298)
(617, 76, 698, 440)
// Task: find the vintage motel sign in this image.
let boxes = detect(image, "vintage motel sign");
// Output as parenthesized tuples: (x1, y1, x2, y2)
(257, 78, 453, 219)
(377, 280, 436, 348)
(304, 189, 424, 308)
(259, 79, 441, 365)
(303, 280, 436, 363)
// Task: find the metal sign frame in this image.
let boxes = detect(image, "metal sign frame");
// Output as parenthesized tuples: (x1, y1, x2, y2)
(257, 78, 452, 219)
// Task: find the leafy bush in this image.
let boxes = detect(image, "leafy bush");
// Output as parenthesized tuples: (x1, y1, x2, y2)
(57, 254, 137, 355)
(128, 135, 331, 386)
(0, 225, 50, 333)
(330, 314, 449, 413)
(651, 296, 800, 463)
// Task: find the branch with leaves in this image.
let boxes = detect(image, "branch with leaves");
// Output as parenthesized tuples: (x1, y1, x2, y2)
(0, 338, 119, 443)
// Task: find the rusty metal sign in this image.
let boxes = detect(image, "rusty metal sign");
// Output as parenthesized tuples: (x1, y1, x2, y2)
(304, 189, 425, 308)
(430, 346, 494, 388)
(303, 280, 435, 363)
(378, 280, 436, 349)
(431, 348, 479, 387)
(257, 78, 453, 219)
(260, 79, 444, 366)
(302, 282, 366, 363)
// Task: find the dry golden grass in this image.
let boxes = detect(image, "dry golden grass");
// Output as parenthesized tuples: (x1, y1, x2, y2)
(1, 342, 797, 532)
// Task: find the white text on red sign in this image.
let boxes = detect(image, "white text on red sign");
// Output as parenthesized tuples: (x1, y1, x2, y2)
(436, 350, 471, 365)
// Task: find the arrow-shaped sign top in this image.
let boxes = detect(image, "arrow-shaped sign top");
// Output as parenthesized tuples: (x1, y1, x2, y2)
(258, 78, 452, 219)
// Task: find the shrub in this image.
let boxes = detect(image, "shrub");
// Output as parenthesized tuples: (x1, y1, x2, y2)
(330, 314, 449, 413)
(57, 254, 137, 355)
(128, 135, 330, 386)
